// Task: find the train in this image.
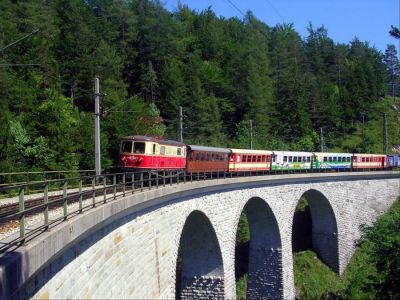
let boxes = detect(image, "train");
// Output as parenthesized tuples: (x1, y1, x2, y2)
(118, 135, 400, 173)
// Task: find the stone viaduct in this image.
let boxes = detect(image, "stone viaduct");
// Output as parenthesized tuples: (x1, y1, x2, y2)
(1, 172, 399, 300)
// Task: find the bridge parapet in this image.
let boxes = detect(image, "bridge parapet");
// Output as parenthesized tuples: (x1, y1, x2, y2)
(1, 172, 399, 299)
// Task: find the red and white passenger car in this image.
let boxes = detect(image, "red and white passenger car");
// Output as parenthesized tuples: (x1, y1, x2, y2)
(118, 136, 186, 172)
(352, 153, 387, 169)
(229, 149, 272, 172)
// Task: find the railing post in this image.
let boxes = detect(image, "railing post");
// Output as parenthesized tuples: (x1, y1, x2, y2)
(184, 171, 186, 184)
(177, 171, 180, 184)
(44, 183, 49, 229)
(79, 179, 83, 213)
(163, 171, 165, 187)
(190, 172, 193, 182)
(113, 175, 116, 199)
(123, 174, 126, 197)
(149, 172, 152, 190)
(19, 187, 25, 242)
(132, 173, 135, 194)
(92, 177, 96, 207)
(140, 173, 144, 191)
(63, 181, 68, 220)
(170, 172, 172, 186)
(103, 176, 107, 203)
(156, 172, 159, 188)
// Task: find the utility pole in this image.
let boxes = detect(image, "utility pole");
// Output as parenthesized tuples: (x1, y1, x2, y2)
(249, 120, 253, 149)
(361, 112, 366, 152)
(383, 113, 388, 154)
(320, 127, 324, 152)
(94, 77, 101, 177)
(178, 106, 183, 143)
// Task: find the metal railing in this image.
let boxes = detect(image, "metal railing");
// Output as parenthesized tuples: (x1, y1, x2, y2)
(0, 170, 95, 187)
(0, 170, 250, 252)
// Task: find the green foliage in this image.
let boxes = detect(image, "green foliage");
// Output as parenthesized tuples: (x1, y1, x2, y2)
(340, 199, 400, 299)
(294, 250, 344, 300)
(0, 0, 396, 174)
(293, 198, 400, 300)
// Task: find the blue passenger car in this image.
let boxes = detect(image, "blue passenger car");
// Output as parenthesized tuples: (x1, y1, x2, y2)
(387, 154, 400, 168)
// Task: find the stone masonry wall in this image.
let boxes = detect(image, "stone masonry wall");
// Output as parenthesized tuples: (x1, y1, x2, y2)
(5, 174, 399, 300)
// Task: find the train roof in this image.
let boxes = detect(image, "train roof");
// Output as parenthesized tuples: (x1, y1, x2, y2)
(272, 151, 313, 156)
(313, 152, 352, 156)
(230, 148, 272, 154)
(187, 145, 231, 153)
(122, 135, 186, 147)
(353, 153, 386, 156)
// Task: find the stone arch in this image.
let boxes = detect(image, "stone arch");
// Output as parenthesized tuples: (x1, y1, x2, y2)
(295, 189, 339, 273)
(176, 210, 224, 299)
(235, 197, 283, 299)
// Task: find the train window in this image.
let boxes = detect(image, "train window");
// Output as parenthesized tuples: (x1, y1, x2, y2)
(196, 153, 200, 161)
(133, 142, 145, 154)
(200, 153, 204, 161)
(328, 157, 332, 162)
(338, 157, 341, 162)
(307, 157, 311, 162)
(257, 156, 261, 162)
(323, 157, 327, 162)
(293, 157, 297, 163)
(205, 153, 209, 161)
(243, 155, 247, 162)
(347, 157, 351, 162)
(284, 156, 287, 162)
(252, 156, 256, 162)
(289, 156, 293, 162)
(121, 141, 133, 153)
(160, 145, 165, 155)
(362, 157, 365, 162)
(177, 148, 181, 156)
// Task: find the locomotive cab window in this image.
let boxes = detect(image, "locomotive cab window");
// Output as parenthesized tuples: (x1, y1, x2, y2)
(307, 157, 311, 162)
(121, 141, 133, 153)
(153, 144, 156, 154)
(289, 156, 293, 162)
(177, 148, 182, 156)
(133, 142, 145, 154)
(284, 156, 287, 162)
(323, 157, 328, 162)
(160, 146, 165, 155)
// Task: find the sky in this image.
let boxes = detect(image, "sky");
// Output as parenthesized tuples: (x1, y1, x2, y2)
(164, 0, 399, 54)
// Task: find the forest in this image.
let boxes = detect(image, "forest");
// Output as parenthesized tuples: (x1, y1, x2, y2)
(0, 0, 399, 174)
